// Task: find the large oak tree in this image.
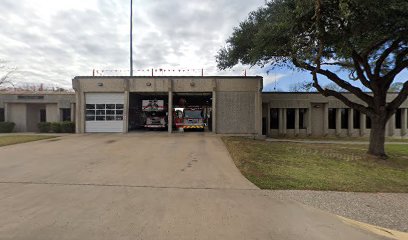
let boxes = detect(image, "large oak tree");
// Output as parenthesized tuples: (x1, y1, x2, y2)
(217, 0, 408, 158)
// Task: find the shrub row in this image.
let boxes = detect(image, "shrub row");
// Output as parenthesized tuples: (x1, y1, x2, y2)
(37, 121, 75, 133)
(0, 122, 15, 133)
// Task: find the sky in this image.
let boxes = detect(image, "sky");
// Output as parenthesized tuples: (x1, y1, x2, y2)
(0, 0, 406, 91)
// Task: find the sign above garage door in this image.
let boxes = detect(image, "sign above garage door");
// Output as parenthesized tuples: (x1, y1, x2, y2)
(85, 93, 124, 133)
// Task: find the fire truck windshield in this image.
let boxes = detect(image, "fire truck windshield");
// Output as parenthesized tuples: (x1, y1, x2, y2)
(183, 110, 202, 119)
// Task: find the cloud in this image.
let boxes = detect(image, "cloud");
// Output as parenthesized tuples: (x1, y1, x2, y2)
(0, 0, 266, 89)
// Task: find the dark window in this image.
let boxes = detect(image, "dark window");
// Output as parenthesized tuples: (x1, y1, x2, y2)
(0, 108, 4, 122)
(270, 108, 279, 129)
(353, 110, 360, 129)
(286, 109, 295, 129)
(328, 108, 336, 129)
(299, 108, 307, 129)
(395, 109, 402, 129)
(366, 115, 372, 129)
(61, 108, 71, 121)
(341, 109, 349, 129)
(40, 109, 46, 122)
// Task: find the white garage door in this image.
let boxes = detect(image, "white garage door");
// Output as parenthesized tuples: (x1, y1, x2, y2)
(85, 93, 125, 133)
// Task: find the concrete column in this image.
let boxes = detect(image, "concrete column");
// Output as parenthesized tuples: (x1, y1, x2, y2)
(336, 108, 342, 136)
(278, 108, 284, 135)
(257, 91, 263, 135)
(168, 91, 173, 133)
(348, 108, 354, 136)
(75, 91, 81, 133)
(80, 92, 85, 133)
(267, 103, 271, 136)
(282, 108, 287, 135)
(323, 104, 329, 136)
(388, 114, 395, 137)
(4, 103, 8, 122)
(70, 103, 75, 122)
(212, 90, 216, 133)
(307, 105, 312, 136)
(360, 113, 366, 137)
(123, 91, 129, 133)
(402, 108, 407, 137)
(295, 108, 300, 136)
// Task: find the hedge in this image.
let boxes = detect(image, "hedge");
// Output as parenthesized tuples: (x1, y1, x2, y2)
(0, 122, 15, 133)
(38, 122, 51, 133)
(37, 121, 75, 133)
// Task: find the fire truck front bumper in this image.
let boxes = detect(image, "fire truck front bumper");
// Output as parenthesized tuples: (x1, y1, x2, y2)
(144, 125, 166, 128)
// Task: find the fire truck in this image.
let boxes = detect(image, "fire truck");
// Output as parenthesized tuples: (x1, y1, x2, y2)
(142, 100, 167, 129)
(181, 107, 205, 130)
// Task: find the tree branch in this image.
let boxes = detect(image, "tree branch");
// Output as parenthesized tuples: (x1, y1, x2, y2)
(383, 60, 408, 89)
(351, 51, 373, 90)
(361, 38, 390, 58)
(295, 60, 374, 105)
(374, 39, 402, 77)
(387, 80, 408, 115)
(312, 76, 372, 116)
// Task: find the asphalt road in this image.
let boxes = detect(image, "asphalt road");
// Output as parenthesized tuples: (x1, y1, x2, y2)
(0, 133, 389, 240)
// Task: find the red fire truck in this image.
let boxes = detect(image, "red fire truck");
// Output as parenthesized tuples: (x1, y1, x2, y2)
(181, 107, 205, 130)
(142, 100, 167, 129)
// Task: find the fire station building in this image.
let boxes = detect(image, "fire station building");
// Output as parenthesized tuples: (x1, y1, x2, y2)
(0, 76, 407, 137)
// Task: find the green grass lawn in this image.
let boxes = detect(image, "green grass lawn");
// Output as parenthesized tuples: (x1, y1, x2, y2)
(222, 137, 408, 192)
(271, 136, 408, 143)
(0, 135, 59, 147)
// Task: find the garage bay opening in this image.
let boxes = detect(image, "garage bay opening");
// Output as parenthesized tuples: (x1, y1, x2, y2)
(173, 92, 212, 132)
(128, 93, 168, 131)
(128, 92, 213, 133)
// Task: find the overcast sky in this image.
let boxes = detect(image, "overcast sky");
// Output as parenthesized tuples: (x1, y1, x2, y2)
(1, 0, 405, 91)
(0, 0, 292, 89)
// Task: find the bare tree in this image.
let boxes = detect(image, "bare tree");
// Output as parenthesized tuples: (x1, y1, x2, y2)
(0, 60, 15, 89)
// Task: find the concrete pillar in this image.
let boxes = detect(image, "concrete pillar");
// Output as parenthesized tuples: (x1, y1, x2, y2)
(212, 90, 216, 133)
(278, 108, 284, 135)
(123, 91, 129, 133)
(80, 92, 85, 133)
(360, 113, 366, 137)
(4, 103, 8, 122)
(348, 108, 354, 136)
(70, 103, 75, 122)
(307, 105, 312, 136)
(257, 91, 263, 135)
(402, 108, 407, 137)
(323, 104, 329, 136)
(267, 103, 271, 136)
(282, 108, 287, 135)
(168, 91, 173, 133)
(388, 114, 395, 137)
(295, 108, 300, 136)
(75, 91, 82, 133)
(336, 108, 342, 136)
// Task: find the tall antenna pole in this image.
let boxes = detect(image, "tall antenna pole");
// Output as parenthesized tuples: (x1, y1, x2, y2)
(130, 0, 133, 76)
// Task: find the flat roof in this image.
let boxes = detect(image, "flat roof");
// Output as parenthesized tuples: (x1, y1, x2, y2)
(73, 76, 262, 80)
(0, 91, 75, 95)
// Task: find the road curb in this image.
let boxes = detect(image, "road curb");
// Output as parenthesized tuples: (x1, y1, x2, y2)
(338, 215, 408, 240)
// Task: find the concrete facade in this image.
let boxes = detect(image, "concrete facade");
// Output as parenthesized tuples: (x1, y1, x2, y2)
(72, 76, 263, 134)
(0, 92, 75, 132)
(262, 93, 408, 138)
(1, 78, 407, 137)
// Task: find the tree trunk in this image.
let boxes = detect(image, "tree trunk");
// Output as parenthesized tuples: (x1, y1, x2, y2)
(368, 116, 388, 159)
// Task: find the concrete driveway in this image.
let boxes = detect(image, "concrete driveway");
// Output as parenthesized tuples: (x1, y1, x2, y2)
(0, 133, 389, 240)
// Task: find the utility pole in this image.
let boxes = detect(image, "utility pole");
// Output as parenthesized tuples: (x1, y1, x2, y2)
(130, 0, 133, 76)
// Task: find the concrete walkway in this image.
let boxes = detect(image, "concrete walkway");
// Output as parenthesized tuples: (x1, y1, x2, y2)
(266, 138, 408, 144)
(0, 133, 392, 239)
